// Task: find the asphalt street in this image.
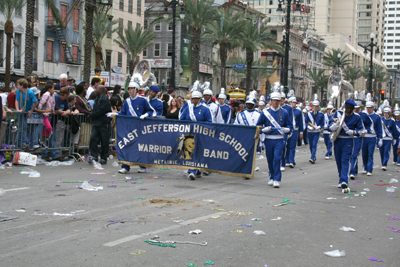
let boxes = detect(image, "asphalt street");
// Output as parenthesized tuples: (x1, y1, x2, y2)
(0, 139, 399, 267)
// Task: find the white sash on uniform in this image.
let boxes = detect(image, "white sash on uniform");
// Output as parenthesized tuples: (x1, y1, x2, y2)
(126, 98, 138, 117)
(264, 109, 283, 135)
(188, 102, 197, 121)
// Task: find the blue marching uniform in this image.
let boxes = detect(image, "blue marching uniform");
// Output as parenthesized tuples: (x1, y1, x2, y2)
(281, 104, 294, 167)
(203, 99, 224, 123)
(219, 104, 232, 124)
(305, 110, 324, 162)
(149, 97, 164, 116)
(360, 111, 383, 174)
(285, 107, 303, 166)
(180, 103, 213, 176)
(330, 111, 365, 185)
(349, 111, 363, 177)
(119, 96, 156, 172)
(393, 120, 400, 164)
(257, 107, 292, 182)
(380, 117, 399, 167)
(323, 112, 333, 158)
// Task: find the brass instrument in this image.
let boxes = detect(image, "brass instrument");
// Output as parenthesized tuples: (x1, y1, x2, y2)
(307, 121, 323, 132)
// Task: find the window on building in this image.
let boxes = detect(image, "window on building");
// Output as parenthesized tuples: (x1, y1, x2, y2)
(105, 51, 111, 71)
(118, 52, 122, 67)
(154, 70, 160, 85)
(154, 43, 160, 57)
(166, 69, 171, 85)
(359, 4, 372, 9)
(15, 6, 22, 16)
(387, 40, 394, 43)
(119, 19, 123, 35)
(168, 24, 172, 31)
(136, 23, 140, 29)
(128, 20, 132, 28)
(34, 0, 39, 20)
(137, 0, 142, 16)
(128, 0, 133, 13)
(387, 33, 394, 36)
(359, 12, 371, 17)
(359, 19, 371, 25)
(73, 9, 79, 31)
(46, 40, 53, 61)
(388, 27, 395, 30)
(0, 30, 3, 67)
(389, 8, 395, 11)
(358, 34, 370, 40)
(47, 6, 53, 24)
(143, 48, 147, 57)
(60, 43, 65, 63)
(14, 33, 21, 69)
(359, 27, 371, 32)
(126, 54, 131, 74)
(61, 4, 67, 26)
(73, 46, 78, 62)
(107, 17, 112, 38)
(167, 43, 172, 57)
(144, 20, 148, 30)
(154, 23, 161, 31)
(388, 14, 395, 17)
(119, 0, 124, 11)
(268, 9, 271, 14)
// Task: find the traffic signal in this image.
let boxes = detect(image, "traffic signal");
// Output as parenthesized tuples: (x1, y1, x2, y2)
(381, 90, 385, 100)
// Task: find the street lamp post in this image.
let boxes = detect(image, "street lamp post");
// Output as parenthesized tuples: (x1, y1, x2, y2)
(277, 0, 301, 94)
(388, 76, 393, 105)
(361, 32, 380, 94)
(164, 0, 185, 91)
(337, 53, 341, 68)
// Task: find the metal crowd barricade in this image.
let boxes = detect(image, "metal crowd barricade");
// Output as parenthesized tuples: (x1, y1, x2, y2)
(1, 111, 117, 162)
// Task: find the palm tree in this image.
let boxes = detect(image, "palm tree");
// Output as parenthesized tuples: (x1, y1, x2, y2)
(0, 0, 26, 92)
(183, 0, 218, 83)
(306, 68, 329, 97)
(323, 48, 352, 68)
(24, 0, 62, 77)
(203, 8, 245, 90)
(91, 13, 118, 68)
(342, 66, 360, 87)
(241, 16, 281, 94)
(83, 0, 97, 82)
(115, 25, 156, 75)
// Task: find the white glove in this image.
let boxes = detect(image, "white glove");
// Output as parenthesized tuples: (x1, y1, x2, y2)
(378, 139, 383, 148)
(140, 113, 149, 120)
(316, 126, 321, 130)
(330, 124, 339, 131)
(307, 125, 313, 131)
(262, 126, 271, 133)
(282, 127, 290, 134)
(345, 130, 354, 136)
(394, 139, 398, 146)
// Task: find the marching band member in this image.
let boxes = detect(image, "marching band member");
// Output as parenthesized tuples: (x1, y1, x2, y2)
(360, 94, 383, 176)
(256, 83, 292, 188)
(234, 91, 260, 127)
(329, 99, 366, 192)
(380, 100, 399, 171)
(180, 89, 212, 180)
(118, 81, 156, 174)
(258, 95, 266, 112)
(148, 85, 163, 116)
(280, 88, 294, 171)
(349, 99, 363, 179)
(257, 95, 267, 154)
(217, 88, 232, 124)
(299, 108, 308, 146)
(202, 86, 224, 124)
(393, 104, 400, 165)
(323, 102, 334, 160)
(305, 95, 324, 164)
(285, 95, 303, 168)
